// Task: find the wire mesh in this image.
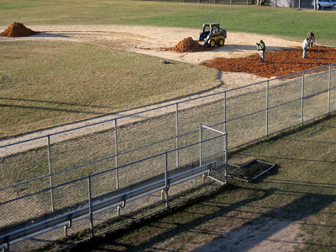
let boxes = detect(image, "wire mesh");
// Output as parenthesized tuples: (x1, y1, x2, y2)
(0, 64, 335, 251)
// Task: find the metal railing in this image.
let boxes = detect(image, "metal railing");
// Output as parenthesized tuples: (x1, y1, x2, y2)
(0, 123, 227, 251)
(0, 63, 335, 251)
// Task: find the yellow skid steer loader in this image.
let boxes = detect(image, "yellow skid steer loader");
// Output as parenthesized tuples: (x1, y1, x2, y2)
(198, 23, 227, 47)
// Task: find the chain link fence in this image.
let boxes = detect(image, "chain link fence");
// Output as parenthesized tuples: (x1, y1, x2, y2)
(138, 0, 316, 7)
(140, 0, 263, 5)
(0, 63, 335, 251)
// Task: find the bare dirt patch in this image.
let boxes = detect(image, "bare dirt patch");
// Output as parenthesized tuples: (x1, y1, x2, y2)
(2, 24, 333, 84)
(201, 45, 336, 78)
(0, 24, 312, 90)
(0, 24, 305, 87)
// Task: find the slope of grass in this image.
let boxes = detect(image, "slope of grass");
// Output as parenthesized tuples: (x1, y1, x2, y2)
(0, 40, 218, 137)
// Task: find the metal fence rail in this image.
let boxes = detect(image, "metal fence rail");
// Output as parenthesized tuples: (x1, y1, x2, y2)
(0, 125, 227, 251)
(0, 63, 335, 251)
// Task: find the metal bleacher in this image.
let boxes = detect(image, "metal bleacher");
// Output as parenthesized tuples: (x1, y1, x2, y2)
(0, 161, 216, 251)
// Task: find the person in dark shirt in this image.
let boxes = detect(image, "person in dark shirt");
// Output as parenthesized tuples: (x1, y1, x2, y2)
(256, 40, 266, 62)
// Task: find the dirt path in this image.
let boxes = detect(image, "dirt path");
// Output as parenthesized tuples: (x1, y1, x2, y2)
(0, 24, 302, 73)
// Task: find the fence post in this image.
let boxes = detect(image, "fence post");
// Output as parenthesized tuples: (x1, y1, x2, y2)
(224, 132, 228, 184)
(266, 80, 269, 137)
(199, 124, 203, 166)
(114, 119, 119, 189)
(176, 103, 179, 167)
(87, 175, 94, 237)
(301, 74, 305, 124)
(164, 152, 169, 208)
(223, 92, 227, 133)
(47, 135, 55, 212)
(328, 66, 331, 113)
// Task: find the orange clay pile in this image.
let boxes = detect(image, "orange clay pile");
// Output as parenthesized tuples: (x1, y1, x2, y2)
(0, 22, 39, 37)
(169, 37, 211, 53)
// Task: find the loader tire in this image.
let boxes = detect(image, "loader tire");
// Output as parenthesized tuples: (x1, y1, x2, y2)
(209, 39, 216, 47)
(217, 38, 225, 46)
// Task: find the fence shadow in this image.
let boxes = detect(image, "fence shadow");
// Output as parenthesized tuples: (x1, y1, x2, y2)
(192, 192, 336, 251)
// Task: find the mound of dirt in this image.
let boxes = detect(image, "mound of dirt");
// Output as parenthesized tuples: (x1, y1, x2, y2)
(201, 46, 336, 78)
(169, 37, 211, 53)
(0, 22, 39, 37)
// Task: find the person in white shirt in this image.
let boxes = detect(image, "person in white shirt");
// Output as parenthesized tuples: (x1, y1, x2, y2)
(302, 38, 309, 58)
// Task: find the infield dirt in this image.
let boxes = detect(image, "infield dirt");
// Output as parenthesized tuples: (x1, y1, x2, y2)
(2, 24, 335, 81)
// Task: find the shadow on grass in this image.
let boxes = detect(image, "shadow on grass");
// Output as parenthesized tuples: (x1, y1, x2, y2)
(65, 182, 336, 252)
(66, 186, 275, 251)
(193, 190, 336, 251)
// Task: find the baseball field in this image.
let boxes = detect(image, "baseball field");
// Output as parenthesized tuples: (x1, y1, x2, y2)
(1, 1, 336, 251)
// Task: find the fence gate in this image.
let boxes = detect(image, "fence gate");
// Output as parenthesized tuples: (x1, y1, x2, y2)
(200, 124, 228, 184)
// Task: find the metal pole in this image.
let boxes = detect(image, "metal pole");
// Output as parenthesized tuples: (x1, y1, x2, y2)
(223, 92, 227, 174)
(47, 135, 54, 212)
(199, 124, 203, 166)
(224, 132, 228, 184)
(266, 80, 269, 137)
(87, 176, 94, 237)
(114, 119, 119, 189)
(224, 92, 227, 133)
(301, 74, 305, 124)
(164, 152, 169, 208)
(175, 103, 179, 167)
(328, 66, 331, 113)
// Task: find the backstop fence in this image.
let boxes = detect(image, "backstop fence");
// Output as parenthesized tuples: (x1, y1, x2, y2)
(139, 0, 266, 6)
(138, 0, 314, 8)
(0, 63, 335, 251)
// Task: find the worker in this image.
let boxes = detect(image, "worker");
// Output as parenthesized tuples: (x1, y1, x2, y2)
(302, 37, 310, 58)
(256, 40, 266, 62)
(307, 32, 315, 48)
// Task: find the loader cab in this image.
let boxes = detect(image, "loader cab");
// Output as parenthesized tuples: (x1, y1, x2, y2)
(198, 23, 226, 41)
(198, 23, 227, 47)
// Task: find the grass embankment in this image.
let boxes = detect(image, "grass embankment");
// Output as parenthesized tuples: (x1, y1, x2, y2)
(0, 41, 218, 137)
(30, 114, 336, 252)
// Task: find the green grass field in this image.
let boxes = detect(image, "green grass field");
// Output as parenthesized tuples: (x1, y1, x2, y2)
(1, 0, 336, 41)
(1, 0, 336, 137)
